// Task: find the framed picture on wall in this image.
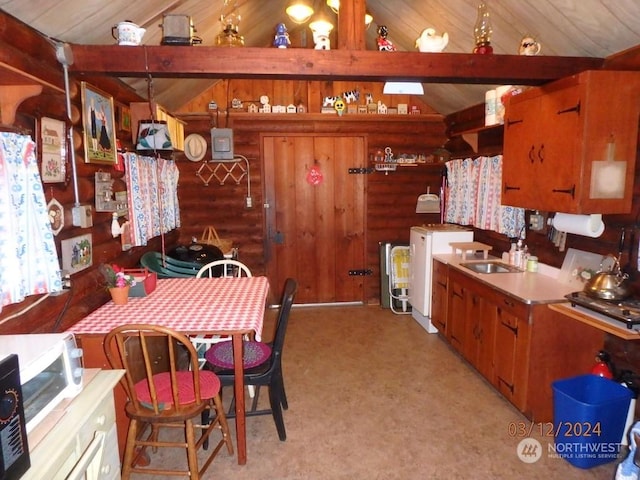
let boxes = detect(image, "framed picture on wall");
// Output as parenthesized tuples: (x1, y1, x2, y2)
(117, 104, 131, 133)
(61, 234, 93, 274)
(81, 82, 117, 164)
(39, 116, 67, 183)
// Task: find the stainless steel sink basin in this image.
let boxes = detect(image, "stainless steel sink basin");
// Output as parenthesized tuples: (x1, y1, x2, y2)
(460, 261, 523, 274)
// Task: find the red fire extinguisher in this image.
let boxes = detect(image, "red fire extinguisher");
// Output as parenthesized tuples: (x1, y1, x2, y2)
(591, 350, 614, 379)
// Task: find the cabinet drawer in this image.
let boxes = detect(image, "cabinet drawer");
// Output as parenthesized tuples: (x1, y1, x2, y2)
(494, 293, 528, 319)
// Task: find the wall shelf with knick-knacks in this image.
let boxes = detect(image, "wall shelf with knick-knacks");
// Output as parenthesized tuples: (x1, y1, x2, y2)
(94, 171, 128, 215)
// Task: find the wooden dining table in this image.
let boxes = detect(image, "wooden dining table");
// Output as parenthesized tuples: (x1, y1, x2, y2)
(67, 275, 270, 466)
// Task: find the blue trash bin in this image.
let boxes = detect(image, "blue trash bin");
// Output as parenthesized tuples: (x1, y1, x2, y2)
(552, 374, 632, 469)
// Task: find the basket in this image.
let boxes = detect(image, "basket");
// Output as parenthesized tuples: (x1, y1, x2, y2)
(126, 268, 157, 297)
(200, 226, 233, 254)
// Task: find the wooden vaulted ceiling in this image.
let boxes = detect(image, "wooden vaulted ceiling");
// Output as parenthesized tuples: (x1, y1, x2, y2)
(1, 0, 640, 115)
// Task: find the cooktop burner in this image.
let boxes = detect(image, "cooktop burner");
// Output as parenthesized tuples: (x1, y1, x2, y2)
(565, 291, 640, 329)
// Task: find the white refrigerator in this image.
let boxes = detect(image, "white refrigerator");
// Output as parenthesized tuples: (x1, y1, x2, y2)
(409, 225, 473, 333)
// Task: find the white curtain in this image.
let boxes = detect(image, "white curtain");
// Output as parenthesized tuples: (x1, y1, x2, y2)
(0, 132, 62, 310)
(124, 152, 180, 247)
(445, 155, 525, 238)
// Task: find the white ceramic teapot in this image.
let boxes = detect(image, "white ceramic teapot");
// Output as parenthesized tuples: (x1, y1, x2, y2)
(112, 21, 146, 46)
(416, 28, 449, 53)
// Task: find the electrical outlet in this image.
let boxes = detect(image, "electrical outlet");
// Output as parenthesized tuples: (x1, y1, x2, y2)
(72, 205, 93, 228)
(245, 196, 253, 208)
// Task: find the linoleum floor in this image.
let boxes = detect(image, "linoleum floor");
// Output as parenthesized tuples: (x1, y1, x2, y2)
(133, 305, 619, 479)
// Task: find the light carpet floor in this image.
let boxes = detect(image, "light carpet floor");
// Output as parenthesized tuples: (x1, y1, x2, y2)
(133, 305, 620, 479)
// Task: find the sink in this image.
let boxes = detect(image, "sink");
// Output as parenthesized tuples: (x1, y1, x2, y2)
(460, 261, 523, 274)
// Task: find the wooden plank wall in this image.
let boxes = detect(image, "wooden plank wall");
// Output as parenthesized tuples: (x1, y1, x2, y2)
(176, 78, 448, 304)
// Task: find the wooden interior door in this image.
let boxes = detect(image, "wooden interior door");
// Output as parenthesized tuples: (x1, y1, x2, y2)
(262, 135, 366, 304)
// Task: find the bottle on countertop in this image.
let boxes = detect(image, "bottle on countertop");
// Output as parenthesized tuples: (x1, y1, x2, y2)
(520, 244, 529, 269)
(508, 243, 516, 265)
(513, 239, 522, 268)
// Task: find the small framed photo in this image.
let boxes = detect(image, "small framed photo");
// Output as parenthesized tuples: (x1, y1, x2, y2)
(117, 104, 131, 132)
(39, 117, 67, 183)
(61, 234, 93, 274)
(81, 82, 117, 164)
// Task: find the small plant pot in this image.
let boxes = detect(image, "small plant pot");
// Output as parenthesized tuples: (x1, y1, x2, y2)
(109, 286, 130, 305)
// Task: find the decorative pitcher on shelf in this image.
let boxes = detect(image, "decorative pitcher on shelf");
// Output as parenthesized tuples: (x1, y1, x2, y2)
(112, 21, 146, 46)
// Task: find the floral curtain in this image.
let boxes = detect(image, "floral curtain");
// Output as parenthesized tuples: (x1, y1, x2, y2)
(444, 155, 525, 238)
(124, 153, 180, 246)
(0, 132, 62, 310)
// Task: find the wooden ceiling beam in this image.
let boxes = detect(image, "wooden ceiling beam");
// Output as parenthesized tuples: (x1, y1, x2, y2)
(67, 45, 604, 86)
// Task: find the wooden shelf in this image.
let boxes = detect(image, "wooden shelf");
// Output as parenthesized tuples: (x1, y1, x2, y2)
(67, 46, 604, 86)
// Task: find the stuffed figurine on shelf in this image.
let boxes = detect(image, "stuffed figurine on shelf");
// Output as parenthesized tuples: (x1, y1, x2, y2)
(377, 25, 396, 51)
(273, 23, 290, 48)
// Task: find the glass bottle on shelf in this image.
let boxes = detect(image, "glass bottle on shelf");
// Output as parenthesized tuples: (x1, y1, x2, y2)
(473, 1, 493, 54)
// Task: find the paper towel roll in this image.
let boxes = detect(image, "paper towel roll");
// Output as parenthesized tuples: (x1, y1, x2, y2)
(552, 213, 605, 238)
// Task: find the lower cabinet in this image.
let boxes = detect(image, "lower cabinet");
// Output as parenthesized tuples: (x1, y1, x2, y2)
(436, 260, 605, 421)
(24, 370, 123, 479)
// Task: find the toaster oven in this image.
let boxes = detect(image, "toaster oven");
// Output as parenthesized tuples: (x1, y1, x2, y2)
(0, 333, 83, 434)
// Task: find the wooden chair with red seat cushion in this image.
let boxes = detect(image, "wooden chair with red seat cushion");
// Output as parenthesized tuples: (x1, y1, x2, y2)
(104, 323, 233, 479)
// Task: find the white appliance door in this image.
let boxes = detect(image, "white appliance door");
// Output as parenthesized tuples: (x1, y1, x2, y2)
(409, 226, 473, 333)
(409, 227, 432, 315)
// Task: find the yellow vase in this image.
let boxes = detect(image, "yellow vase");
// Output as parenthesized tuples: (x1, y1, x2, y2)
(109, 286, 130, 305)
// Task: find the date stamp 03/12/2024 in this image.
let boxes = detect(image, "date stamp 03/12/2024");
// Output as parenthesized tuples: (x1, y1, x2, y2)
(507, 421, 623, 465)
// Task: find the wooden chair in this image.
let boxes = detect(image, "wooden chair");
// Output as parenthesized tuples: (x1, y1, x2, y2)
(192, 260, 253, 368)
(205, 278, 297, 441)
(104, 324, 233, 479)
(196, 259, 252, 278)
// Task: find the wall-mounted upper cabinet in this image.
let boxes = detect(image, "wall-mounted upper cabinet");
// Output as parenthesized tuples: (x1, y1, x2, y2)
(501, 70, 640, 214)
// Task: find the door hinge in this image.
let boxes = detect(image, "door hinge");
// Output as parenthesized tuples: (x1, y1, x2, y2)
(348, 167, 374, 174)
(348, 269, 373, 276)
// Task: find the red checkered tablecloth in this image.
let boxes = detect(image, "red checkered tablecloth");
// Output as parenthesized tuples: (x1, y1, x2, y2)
(68, 276, 270, 340)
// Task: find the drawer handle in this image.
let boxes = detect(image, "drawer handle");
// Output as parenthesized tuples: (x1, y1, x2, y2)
(66, 431, 106, 480)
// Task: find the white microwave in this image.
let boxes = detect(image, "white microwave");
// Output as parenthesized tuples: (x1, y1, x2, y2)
(0, 333, 83, 433)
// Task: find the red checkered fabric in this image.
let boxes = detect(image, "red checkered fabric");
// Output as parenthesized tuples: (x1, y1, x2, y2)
(68, 277, 269, 340)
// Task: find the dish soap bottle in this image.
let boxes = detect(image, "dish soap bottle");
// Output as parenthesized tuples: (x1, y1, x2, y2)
(508, 243, 516, 265)
(513, 239, 523, 268)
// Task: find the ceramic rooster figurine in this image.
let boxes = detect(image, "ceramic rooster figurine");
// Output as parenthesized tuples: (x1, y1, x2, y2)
(415, 28, 449, 52)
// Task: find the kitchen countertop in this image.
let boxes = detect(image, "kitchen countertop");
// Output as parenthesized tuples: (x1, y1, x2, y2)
(434, 253, 576, 304)
(435, 252, 640, 340)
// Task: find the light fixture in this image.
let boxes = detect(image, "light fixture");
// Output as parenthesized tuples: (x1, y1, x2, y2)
(383, 82, 425, 95)
(136, 120, 174, 155)
(326, 0, 374, 27)
(326, 0, 339, 14)
(309, 16, 334, 39)
(286, 1, 314, 24)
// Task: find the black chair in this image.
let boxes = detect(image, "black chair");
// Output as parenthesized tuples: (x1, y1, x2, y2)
(204, 278, 297, 441)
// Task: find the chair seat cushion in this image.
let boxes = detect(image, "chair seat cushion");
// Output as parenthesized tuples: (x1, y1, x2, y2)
(134, 370, 221, 409)
(205, 340, 272, 369)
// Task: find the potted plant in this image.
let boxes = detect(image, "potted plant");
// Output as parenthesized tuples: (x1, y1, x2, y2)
(100, 264, 136, 305)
